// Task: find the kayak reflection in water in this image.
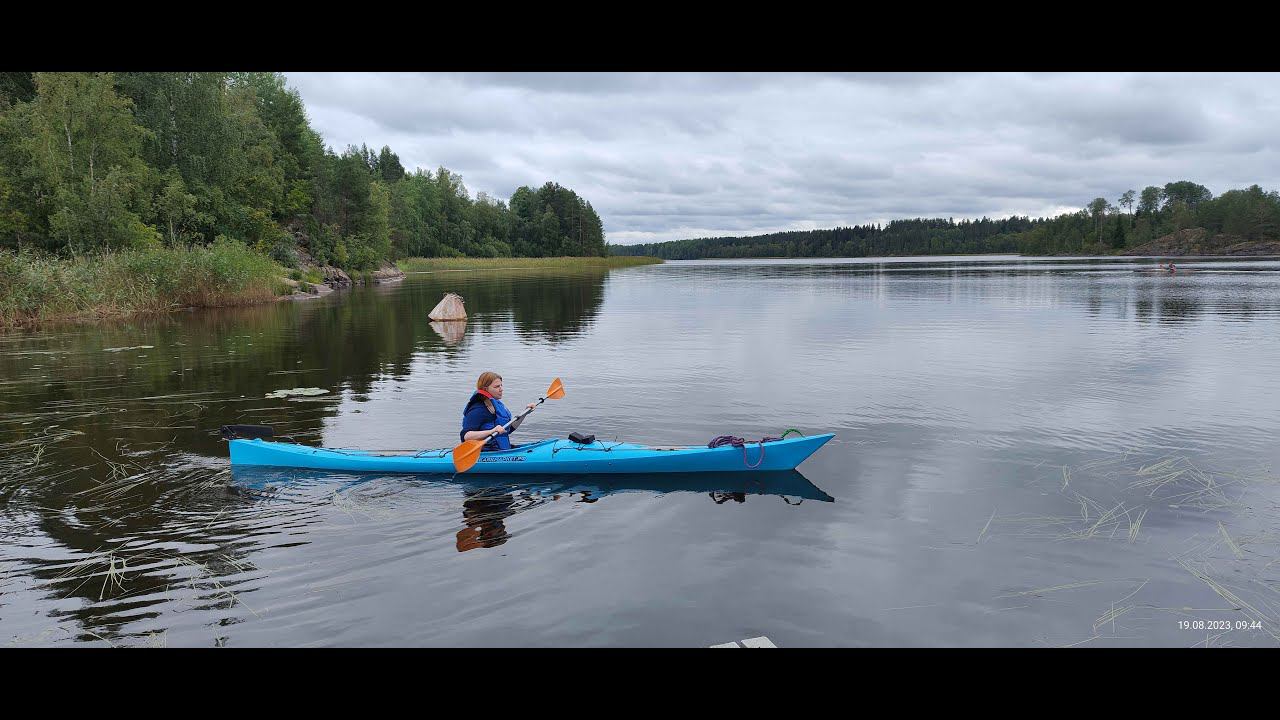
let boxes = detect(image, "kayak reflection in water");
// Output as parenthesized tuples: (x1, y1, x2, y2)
(460, 372, 538, 452)
(453, 486, 770, 552)
(226, 469, 834, 553)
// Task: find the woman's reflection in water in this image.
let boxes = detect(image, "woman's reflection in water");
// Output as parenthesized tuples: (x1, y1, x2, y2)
(454, 488, 603, 552)
(455, 490, 517, 552)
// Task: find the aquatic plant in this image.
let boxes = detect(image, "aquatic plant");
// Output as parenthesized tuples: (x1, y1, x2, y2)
(1, 239, 289, 328)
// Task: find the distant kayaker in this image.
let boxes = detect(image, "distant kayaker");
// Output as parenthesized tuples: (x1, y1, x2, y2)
(460, 372, 537, 451)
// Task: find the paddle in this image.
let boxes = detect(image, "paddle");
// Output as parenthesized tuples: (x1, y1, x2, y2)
(451, 378, 565, 473)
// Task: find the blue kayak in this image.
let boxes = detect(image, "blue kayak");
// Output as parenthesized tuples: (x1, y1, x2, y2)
(227, 433, 835, 474)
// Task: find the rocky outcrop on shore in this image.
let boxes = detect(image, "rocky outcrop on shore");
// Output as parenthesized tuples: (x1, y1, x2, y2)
(279, 239, 405, 300)
(321, 265, 352, 288)
(280, 262, 404, 300)
(1122, 228, 1280, 256)
(362, 265, 405, 284)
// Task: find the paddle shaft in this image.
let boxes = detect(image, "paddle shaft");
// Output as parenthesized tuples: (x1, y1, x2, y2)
(481, 394, 549, 440)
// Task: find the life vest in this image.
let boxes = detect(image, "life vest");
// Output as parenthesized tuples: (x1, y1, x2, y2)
(462, 391, 513, 451)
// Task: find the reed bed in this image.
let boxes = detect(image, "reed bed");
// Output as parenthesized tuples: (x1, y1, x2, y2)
(1, 241, 291, 328)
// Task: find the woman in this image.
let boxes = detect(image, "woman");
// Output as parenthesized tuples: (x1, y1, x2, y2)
(460, 372, 536, 451)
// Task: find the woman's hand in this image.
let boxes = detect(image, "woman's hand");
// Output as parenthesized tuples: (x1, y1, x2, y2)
(491, 426, 507, 435)
(526, 403, 537, 411)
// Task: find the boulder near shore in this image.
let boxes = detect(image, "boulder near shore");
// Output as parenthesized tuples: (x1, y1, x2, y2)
(429, 292, 467, 321)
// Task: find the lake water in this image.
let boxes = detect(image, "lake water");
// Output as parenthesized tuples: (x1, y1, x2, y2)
(3, 255, 1280, 647)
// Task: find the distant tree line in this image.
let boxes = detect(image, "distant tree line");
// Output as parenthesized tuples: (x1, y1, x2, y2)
(612, 181, 1280, 259)
(0, 72, 607, 270)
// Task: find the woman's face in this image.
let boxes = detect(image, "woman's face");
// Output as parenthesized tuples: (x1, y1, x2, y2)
(486, 378, 504, 398)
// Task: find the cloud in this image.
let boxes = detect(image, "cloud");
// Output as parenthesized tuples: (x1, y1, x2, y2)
(285, 72, 1280, 245)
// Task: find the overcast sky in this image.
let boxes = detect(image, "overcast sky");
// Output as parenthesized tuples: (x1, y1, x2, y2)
(285, 72, 1280, 246)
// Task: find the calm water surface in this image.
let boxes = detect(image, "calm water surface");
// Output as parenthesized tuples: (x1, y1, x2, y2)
(3, 256, 1280, 647)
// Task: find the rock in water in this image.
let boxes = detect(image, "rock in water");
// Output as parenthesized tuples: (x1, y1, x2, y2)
(429, 292, 467, 321)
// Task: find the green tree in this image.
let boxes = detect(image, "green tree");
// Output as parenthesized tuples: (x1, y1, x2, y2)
(377, 146, 405, 183)
(389, 171, 437, 257)
(1107, 213, 1127, 249)
(1169, 201, 1196, 231)
(48, 166, 161, 251)
(1119, 189, 1136, 226)
(539, 207, 562, 254)
(1218, 185, 1280, 240)
(1087, 197, 1109, 243)
(1162, 180, 1212, 209)
(0, 72, 35, 105)
(359, 180, 392, 264)
(228, 72, 313, 185)
(0, 168, 30, 244)
(332, 147, 374, 236)
(156, 169, 202, 244)
(115, 72, 287, 243)
(1137, 186, 1163, 216)
(12, 72, 158, 251)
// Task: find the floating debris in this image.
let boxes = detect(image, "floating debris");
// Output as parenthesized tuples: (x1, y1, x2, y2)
(103, 345, 155, 353)
(265, 387, 329, 399)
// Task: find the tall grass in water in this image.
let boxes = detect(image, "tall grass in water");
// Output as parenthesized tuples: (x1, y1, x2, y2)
(1, 239, 290, 328)
(397, 256, 662, 272)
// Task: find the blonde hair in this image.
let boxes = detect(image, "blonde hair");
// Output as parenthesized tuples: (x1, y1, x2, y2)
(476, 371, 502, 391)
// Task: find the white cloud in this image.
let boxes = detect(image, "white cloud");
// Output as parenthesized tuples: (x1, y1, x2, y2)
(285, 72, 1280, 245)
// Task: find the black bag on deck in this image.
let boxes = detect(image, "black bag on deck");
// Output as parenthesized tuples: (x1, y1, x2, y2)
(568, 431, 595, 444)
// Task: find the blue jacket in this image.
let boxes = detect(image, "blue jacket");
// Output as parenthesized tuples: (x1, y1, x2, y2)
(461, 392, 514, 451)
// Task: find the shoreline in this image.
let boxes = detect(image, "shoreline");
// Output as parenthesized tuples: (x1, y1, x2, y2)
(9, 248, 1276, 331)
(2, 251, 661, 331)
(622, 250, 1280, 261)
(397, 256, 662, 272)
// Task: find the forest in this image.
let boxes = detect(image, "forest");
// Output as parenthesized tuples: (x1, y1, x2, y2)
(612, 181, 1280, 259)
(0, 72, 608, 271)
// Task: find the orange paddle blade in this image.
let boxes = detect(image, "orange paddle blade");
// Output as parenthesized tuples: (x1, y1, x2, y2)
(451, 438, 485, 473)
(546, 377, 565, 400)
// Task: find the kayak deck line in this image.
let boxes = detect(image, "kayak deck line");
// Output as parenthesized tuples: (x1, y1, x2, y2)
(228, 433, 836, 474)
